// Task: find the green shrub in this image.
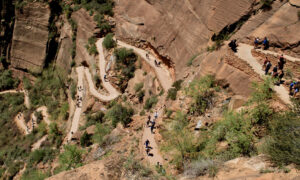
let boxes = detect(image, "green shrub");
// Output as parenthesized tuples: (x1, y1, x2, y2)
(0, 70, 20, 91)
(186, 54, 199, 66)
(48, 123, 63, 148)
(250, 103, 273, 125)
(92, 123, 111, 145)
(167, 88, 177, 100)
(80, 131, 92, 147)
(103, 33, 115, 49)
(34, 111, 43, 124)
(134, 82, 144, 92)
(21, 168, 49, 180)
(266, 112, 300, 166)
(249, 77, 273, 104)
(172, 80, 183, 91)
(105, 104, 134, 127)
(144, 96, 158, 110)
(59, 145, 84, 170)
(137, 90, 145, 102)
(70, 83, 77, 100)
(28, 148, 56, 167)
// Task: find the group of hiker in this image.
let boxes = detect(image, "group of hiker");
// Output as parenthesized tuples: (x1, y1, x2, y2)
(76, 86, 83, 108)
(254, 37, 269, 50)
(262, 55, 285, 81)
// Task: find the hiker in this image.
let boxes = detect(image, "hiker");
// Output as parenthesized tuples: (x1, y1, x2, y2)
(271, 65, 278, 76)
(144, 139, 150, 148)
(293, 81, 300, 97)
(254, 37, 260, 49)
(104, 74, 107, 81)
(278, 70, 284, 82)
(146, 147, 151, 155)
(265, 61, 272, 75)
(289, 81, 298, 95)
(154, 59, 158, 66)
(158, 61, 161, 66)
(228, 39, 237, 52)
(278, 54, 285, 70)
(146, 52, 149, 59)
(263, 37, 269, 50)
(150, 121, 156, 134)
(147, 115, 151, 127)
(263, 57, 269, 70)
(154, 111, 158, 120)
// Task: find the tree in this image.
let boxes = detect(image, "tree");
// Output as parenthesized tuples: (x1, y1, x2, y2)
(105, 104, 134, 127)
(102, 33, 115, 49)
(59, 145, 84, 170)
(80, 131, 92, 147)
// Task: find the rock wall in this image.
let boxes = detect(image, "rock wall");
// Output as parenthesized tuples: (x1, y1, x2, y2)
(72, 9, 97, 67)
(10, 2, 50, 73)
(115, 0, 254, 77)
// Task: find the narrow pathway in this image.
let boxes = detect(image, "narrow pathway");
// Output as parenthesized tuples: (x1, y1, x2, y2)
(0, 89, 30, 108)
(235, 43, 291, 105)
(32, 135, 48, 151)
(142, 108, 164, 166)
(254, 46, 300, 62)
(117, 40, 173, 91)
(66, 67, 84, 141)
(14, 113, 29, 135)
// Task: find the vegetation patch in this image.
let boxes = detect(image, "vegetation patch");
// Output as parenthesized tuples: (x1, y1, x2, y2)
(144, 96, 158, 110)
(85, 36, 98, 55)
(0, 70, 20, 91)
(105, 103, 134, 127)
(103, 33, 116, 49)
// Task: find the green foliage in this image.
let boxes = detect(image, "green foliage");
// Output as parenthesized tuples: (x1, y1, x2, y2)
(137, 90, 145, 103)
(93, 74, 101, 88)
(59, 145, 84, 170)
(185, 75, 215, 115)
(86, 36, 98, 55)
(48, 123, 63, 148)
(186, 54, 199, 66)
(34, 111, 43, 124)
(86, 111, 105, 127)
(266, 112, 300, 166)
(105, 103, 134, 127)
(250, 102, 273, 125)
(0, 70, 20, 91)
(71, 83, 77, 100)
(103, 33, 115, 49)
(123, 153, 152, 177)
(80, 131, 92, 147)
(249, 77, 273, 103)
(172, 80, 183, 91)
(28, 68, 68, 120)
(134, 82, 144, 92)
(92, 123, 111, 145)
(23, 77, 31, 90)
(167, 88, 177, 100)
(21, 168, 49, 180)
(28, 148, 56, 167)
(144, 96, 158, 110)
(114, 48, 137, 92)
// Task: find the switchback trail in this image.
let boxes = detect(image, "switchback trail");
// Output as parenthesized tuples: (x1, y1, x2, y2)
(235, 43, 291, 105)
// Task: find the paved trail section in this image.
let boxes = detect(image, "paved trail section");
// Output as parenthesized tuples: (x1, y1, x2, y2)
(236, 43, 291, 105)
(142, 109, 164, 166)
(117, 40, 173, 91)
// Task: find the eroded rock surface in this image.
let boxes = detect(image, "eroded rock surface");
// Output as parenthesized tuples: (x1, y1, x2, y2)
(10, 2, 50, 73)
(115, 0, 254, 77)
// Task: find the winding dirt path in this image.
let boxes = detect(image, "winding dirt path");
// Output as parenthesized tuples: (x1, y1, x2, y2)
(117, 40, 173, 91)
(236, 43, 291, 105)
(0, 89, 30, 108)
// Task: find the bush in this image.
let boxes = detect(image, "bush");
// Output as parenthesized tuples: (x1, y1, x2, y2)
(28, 148, 56, 167)
(134, 82, 144, 92)
(59, 145, 84, 170)
(186, 54, 199, 67)
(172, 80, 183, 91)
(249, 77, 273, 104)
(80, 131, 92, 147)
(137, 90, 145, 102)
(184, 158, 218, 177)
(0, 70, 20, 91)
(124, 153, 152, 177)
(92, 123, 111, 145)
(144, 96, 158, 110)
(103, 33, 115, 49)
(266, 112, 300, 166)
(34, 111, 43, 124)
(70, 83, 77, 100)
(105, 104, 134, 127)
(48, 123, 62, 148)
(167, 88, 177, 100)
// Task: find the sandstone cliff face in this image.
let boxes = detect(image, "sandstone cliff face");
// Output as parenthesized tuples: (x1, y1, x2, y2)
(72, 9, 97, 67)
(56, 16, 73, 73)
(10, 2, 50, 73)
(115, 0, 254, 77)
